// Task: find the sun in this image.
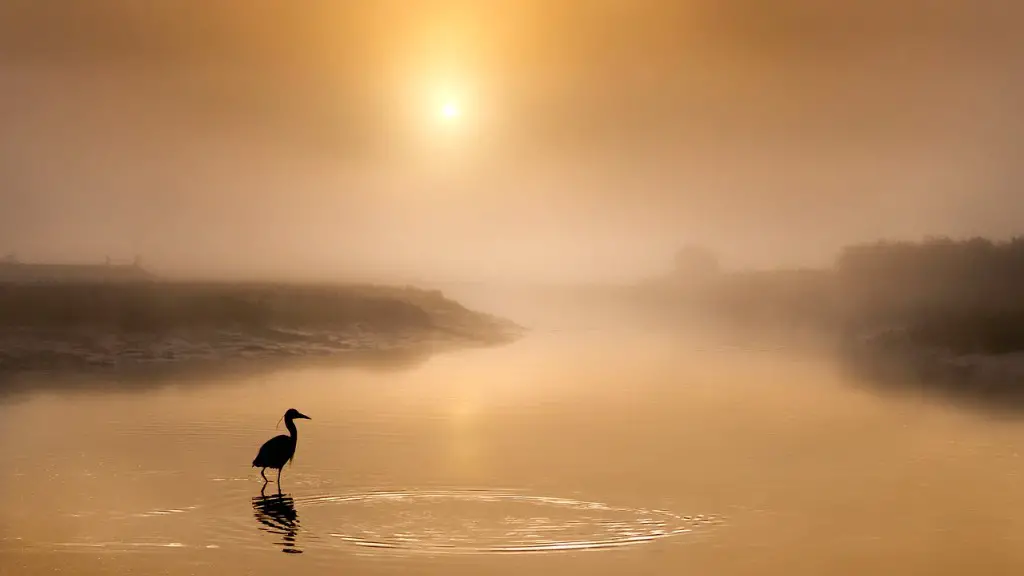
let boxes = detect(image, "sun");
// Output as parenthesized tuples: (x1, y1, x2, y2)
(440, 101, 461, 120)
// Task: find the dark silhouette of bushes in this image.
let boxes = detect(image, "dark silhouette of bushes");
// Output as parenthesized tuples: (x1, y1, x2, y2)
(837, 237, 1024, 319)
(834, 236, 1024, 354)
(654, 236, 1024, 354)
(0, 282, 512, 336)
(905, 310, 1024, 355)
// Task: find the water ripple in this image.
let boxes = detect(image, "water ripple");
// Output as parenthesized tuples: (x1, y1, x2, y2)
(17, 484, 723, 557)
(290, 489, 722, 555)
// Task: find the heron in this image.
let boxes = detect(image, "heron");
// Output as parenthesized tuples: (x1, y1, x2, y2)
(252, 408, 311, 485)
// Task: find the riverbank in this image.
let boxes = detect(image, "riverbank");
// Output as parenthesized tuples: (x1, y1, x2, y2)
(631, 237, 1024, 408)
(0, 282, 523, 376)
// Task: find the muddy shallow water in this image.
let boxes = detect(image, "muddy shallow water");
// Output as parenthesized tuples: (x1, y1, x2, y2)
(2, 329, 1024, 575)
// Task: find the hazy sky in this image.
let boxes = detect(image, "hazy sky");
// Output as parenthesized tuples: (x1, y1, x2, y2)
(1, 1, 1021, 282)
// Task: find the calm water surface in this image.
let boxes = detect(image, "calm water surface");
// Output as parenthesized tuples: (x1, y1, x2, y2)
(3, 329, 1024, 575)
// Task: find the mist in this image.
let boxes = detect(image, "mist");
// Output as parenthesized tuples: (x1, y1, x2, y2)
(7, 5, 1024, 572)
(1, 1, 1022, 282)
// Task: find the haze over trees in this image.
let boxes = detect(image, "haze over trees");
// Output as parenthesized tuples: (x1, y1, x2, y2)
(651, 236, 1024, 355)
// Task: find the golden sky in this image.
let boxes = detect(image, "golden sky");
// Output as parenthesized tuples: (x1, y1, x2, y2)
(1, 1, 1022, 281)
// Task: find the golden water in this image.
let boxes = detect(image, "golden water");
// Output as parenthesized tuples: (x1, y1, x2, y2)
(3, 330, 1024, 575)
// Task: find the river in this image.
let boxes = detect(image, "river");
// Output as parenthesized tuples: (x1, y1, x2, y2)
(3, 322, 1024, 575)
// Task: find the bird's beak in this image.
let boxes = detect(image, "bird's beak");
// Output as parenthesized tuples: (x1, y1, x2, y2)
(297, 412, 311, 420)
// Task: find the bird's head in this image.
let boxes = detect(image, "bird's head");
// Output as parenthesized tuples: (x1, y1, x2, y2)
(284, 408, 311, 421)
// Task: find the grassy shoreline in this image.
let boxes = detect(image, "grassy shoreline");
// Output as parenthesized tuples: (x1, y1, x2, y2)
(0, 281, 523, 376)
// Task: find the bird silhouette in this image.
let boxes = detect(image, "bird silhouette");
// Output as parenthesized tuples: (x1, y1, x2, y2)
(252, 408, 311, 485)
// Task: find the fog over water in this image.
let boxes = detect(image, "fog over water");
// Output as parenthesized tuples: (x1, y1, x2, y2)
(3, 3, 1024, 575)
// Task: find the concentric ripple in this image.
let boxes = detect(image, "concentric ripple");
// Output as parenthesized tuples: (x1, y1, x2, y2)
(294, 490, 722, 555)
(20, 486, 722, 556)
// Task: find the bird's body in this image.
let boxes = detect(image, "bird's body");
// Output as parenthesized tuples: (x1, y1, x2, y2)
(253, 409, 311, 485)
(252, 434, 296, 469)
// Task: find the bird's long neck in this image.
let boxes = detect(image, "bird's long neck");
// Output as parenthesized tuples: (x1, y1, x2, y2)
(285, 416, 298, 440)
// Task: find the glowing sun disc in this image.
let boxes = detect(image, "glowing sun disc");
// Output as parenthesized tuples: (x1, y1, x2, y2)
(440, 102, 461, 119)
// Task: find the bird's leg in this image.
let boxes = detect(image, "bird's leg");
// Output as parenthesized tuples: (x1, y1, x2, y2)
(260, 468, 268, 483)
(277, 468, 282, 486)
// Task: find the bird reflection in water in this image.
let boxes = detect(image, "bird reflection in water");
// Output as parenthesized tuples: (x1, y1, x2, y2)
(252, 485, 302, 554)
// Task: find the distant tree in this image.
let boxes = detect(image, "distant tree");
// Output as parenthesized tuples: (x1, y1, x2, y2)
(673, 244, 719, 278)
